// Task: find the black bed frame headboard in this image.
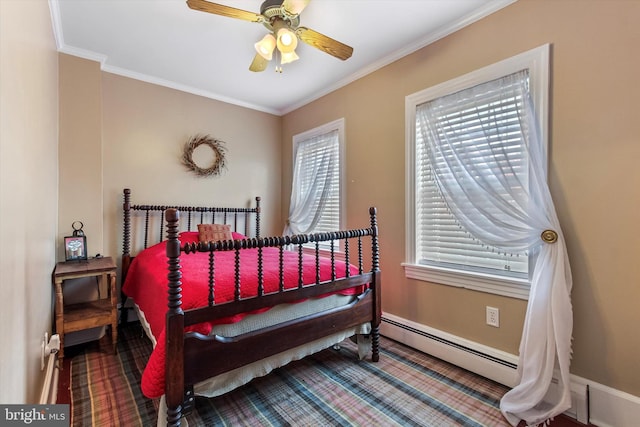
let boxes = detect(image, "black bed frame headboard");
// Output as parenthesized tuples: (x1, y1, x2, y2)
(121, 188, 261, 281)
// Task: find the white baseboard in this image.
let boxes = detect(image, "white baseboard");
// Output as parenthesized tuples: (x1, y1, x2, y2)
(587, 381, 640, 427)
(380, 313, 604, 424)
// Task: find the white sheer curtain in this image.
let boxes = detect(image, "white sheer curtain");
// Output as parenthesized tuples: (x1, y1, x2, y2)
(416, 70, 573, 427)
(284, 129, 339, 235)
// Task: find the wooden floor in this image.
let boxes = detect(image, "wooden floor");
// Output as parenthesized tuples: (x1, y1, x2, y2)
(57, 333, 591, 426)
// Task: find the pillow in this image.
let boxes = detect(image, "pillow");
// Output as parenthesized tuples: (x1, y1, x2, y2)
(197, 223, 233, 243)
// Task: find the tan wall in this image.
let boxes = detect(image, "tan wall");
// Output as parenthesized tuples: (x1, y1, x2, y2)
(58, 59, 283, 276)
(100, 73, 283, 262)
(59, 54, 103, 259)
(0, 0, 59, 403)
(282, 0, 640, 396)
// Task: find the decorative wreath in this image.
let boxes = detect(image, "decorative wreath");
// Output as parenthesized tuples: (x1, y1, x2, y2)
(182, 134, 227, 177)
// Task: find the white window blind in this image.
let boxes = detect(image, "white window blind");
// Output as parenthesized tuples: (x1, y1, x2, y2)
(287, 118, 345, 250)
(415, 72, 530, 279)
(293, 129, 340, 234)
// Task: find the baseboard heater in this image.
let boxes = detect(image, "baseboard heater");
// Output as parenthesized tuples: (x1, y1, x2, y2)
(384, 316, 517, 368)
(380, 313, 589, 424)
(381, 314, 519, 387)
(39, 333, 60, 404)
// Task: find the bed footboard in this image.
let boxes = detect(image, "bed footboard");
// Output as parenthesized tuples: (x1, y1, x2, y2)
(162, 207, 380, 427)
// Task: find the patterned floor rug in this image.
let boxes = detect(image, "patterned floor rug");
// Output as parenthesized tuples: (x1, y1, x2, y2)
(70, 323, 512, 426)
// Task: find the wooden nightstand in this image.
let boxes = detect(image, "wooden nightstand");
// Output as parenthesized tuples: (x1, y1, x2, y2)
(53, 256, 118, 358)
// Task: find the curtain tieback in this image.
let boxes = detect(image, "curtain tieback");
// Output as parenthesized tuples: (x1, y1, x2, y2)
(541, 229, 558, 244)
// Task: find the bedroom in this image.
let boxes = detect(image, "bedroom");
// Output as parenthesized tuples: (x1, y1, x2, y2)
(1, 0, 639, 426)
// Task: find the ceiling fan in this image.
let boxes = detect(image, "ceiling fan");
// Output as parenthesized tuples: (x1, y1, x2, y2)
(186, 0, 354, 72)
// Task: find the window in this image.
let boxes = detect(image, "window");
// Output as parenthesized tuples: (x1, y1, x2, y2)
(404, 45, 549, 299)
(286, 119, 345, 249)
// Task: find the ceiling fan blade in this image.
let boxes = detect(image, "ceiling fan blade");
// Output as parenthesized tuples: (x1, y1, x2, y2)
(296, 27, 353, 61)
(282, 0, 311, 16)
(186, 0, 262, 22)
(249, 54, 269, 72)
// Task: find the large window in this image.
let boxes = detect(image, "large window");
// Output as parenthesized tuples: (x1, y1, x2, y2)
(285, 119, 345, 248)
(404, 46, 549, 299)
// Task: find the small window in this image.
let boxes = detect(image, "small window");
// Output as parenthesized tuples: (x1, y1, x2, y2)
(286, 119, 345, 250)
(404, 45, 549, 299)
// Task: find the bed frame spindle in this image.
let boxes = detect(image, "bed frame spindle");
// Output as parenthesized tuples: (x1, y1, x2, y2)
(144, 210, 150, 249)
(254, 198, 261, 238)
(208, 252, 214, 306)
(344, 239, 351, 278)
(297, 242, 304, 288)
(330, 238, 336, 281)
(234, 243, 241, 301)
(278, 245, 285, 292)
(257, 243, 264, 296)
(159, 211, 165, 242)
(357, 236, 363, 275)
(315, 241, 321, 285)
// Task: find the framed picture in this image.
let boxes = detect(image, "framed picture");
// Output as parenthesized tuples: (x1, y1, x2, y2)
(64, 236, 87, 261)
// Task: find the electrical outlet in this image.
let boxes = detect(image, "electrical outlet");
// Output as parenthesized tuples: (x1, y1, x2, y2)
(486, 306, 500, 327)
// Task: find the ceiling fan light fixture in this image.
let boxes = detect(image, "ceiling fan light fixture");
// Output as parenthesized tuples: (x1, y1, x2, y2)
(280, 50, 299, 65)
(254, 33, 276, 60)
(187, 0, 354, 72)
(276, 27, 298, 53)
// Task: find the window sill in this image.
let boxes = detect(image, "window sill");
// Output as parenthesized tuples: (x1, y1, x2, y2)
(402, 263, 529, 300)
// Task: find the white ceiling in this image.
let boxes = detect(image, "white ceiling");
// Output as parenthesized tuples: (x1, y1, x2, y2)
(50, 0, 516, 115)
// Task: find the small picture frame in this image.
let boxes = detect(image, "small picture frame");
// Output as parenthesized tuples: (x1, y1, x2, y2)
(64, 235, 87, 262)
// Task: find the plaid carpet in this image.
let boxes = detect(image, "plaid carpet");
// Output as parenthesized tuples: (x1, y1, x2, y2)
(70, 323, 511, 426)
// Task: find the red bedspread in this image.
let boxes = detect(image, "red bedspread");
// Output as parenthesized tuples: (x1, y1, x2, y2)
(122, 232, 360, 398)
